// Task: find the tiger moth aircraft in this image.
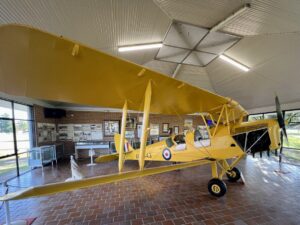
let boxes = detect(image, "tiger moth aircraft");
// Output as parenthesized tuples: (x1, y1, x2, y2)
(0, 25, 286, 202)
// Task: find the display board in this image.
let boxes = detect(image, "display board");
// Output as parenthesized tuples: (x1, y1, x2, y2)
(73, 124, 103, 142)
(150, 124, 159, 136)
(58, 124, 103, 141)
(37, 123, 56, 143)
(58, 124, 74, 140)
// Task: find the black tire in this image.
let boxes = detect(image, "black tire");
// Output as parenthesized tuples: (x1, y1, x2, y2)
(226, 167, 241, 182)
(208, 178, 227, 197)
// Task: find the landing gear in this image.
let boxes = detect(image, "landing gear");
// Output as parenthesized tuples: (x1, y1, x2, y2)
(226, 167, 241, 182)
(208, 178, 227, 197)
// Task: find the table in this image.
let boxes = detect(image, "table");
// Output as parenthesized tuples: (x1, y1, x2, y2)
(74, 142, 110, 160)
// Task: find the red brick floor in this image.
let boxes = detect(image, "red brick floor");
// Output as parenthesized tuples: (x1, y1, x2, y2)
(0, 156, 300, 225)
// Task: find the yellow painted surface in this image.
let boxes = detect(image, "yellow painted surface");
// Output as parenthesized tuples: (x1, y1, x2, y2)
(0, 24, 282, 201)
(118, 101, 128, 172)
(0, 24, 247, 120)
(0, 160, 211, 201)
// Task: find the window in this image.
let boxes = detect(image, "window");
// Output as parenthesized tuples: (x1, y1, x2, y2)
(0, 99, 13, 118)
(0, 119, 14, 156)
(248, 114, 264, 121)
(284, 110, 300, 149)
(0, 99, 34, 181)
(264, 112, 277, 119)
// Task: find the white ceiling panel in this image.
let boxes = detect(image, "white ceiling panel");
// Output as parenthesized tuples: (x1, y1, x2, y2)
(221, 0, 300, 36)
(197, 31, 240, 54)
(183, 52, 217, 66)
(164, 22, 207, 49)
(206, 32, 300, 110)
(156, 45, 190, 63)
(143, 60, 177, 77)
(0, 0, 171, 64)
(153, 0, 245, 28)
(176, 65, 215, 92)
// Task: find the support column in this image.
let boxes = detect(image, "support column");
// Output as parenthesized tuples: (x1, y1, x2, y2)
(118, 101, 128, 172)
(139, 81, 152, 171)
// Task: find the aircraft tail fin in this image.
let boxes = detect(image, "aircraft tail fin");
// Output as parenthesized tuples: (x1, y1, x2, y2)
(114, 133, 134, 153)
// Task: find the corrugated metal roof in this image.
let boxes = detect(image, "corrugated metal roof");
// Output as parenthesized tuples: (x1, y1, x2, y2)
(0, 0, 171, 64)
(206, 32, 300, 109)
(153, 0, 245, 28)
(222, 0, 300, 35)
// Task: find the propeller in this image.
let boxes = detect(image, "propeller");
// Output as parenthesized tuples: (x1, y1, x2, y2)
(275, 96, 288, 162)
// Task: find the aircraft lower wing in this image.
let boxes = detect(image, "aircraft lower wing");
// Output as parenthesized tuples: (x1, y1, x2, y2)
(0, 160, 211, 201)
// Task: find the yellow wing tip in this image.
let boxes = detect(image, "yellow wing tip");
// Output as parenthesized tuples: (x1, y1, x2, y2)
(95, 154, 119, 163)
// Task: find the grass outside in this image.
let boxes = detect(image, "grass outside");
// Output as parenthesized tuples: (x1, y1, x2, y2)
(284, 135, 300, 149)
(0, 153, 30, 181)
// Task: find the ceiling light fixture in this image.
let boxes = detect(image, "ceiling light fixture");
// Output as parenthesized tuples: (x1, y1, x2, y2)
(210, 4, 251, 33)
(118, 43, 163, 52)
(219, 55, 250, 72)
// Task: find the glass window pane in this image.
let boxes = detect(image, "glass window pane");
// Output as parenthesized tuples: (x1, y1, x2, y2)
(14, 103, 31, 120)
(0, 156, 17, 182)
(0, 119, 15, 156)
(16, 120, 33, 153)
(285, 110, 300, 123)
(284, 123, 300, 149)
(18, 152, 30, 174)
(248, 114, 264, 121)
(0, 99, 12, 118)
(264, 112, 277, 119)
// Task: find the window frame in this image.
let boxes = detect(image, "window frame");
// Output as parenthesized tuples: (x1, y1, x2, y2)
(0, 98, 35, 179)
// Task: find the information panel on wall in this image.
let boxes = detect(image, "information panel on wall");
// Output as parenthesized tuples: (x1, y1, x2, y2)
(58, 124, 103, 141)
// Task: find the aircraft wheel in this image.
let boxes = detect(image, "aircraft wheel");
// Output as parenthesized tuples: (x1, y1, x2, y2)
(208, 178, 227, 197)
(226, 167, 241, 182)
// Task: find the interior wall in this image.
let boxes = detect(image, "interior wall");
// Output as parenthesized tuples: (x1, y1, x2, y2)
(34, 105, 204, 156)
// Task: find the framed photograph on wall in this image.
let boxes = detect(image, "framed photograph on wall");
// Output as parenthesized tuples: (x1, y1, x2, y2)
(104, 120, 120, 136)
(162, 123, 169, 133)
(150, 124, 160, 136)
(174, 126, 179, 135)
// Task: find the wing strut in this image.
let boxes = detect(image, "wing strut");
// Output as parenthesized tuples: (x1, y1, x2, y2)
(139, 81, 152, 170)
(118, 100, 128, 172)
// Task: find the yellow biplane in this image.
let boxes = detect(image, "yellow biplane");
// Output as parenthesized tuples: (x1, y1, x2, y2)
(0, 24, 285, 202)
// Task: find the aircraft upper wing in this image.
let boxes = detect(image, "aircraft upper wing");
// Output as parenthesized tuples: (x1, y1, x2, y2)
(0, 24, 247, 119)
